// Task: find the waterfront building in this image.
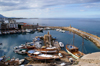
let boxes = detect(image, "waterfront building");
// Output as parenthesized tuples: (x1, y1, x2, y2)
(7, 19, 18, 30)
(20, 23, 38, 30)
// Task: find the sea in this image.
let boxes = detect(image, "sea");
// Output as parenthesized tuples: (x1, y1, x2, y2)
(0, 18, 100, 59)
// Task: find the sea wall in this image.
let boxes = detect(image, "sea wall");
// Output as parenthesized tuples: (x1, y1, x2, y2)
(48, 26, 100, 48)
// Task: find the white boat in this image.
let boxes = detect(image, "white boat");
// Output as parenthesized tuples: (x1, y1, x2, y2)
(14, 49, 27, 54)
(19, 59, 25, 65)
(61, 30, 65, 33)
(2, 31, 7, 34)
(26, 29, 31, 33)
(56, 29, 60, 31)
(59, 42, 64, 47)
(66, 45, 84, 59)
(45, 27, 51, 30)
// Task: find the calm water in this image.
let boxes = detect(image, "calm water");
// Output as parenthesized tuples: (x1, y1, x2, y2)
(0, 18, 100, 59)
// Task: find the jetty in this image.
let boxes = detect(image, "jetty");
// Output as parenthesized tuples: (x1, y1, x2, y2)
(47, 26, 100, 48)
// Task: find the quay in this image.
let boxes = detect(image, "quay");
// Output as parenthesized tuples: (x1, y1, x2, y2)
(47, 26, 100, 48)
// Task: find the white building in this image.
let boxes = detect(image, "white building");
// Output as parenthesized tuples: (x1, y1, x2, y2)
(7, 19, 18, 29)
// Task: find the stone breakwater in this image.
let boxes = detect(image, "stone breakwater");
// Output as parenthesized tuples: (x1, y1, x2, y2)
(48, 26, 100, 48)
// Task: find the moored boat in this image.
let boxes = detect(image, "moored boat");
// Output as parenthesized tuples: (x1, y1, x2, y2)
(59, 42, 64, 47)
(14, 49, 28, 54)
(66, 45, 84, 59)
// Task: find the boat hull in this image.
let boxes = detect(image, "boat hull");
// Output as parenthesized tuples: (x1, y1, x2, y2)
(66, 49, 79, 59)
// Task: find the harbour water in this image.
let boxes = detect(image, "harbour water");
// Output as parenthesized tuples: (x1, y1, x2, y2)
(0, 18, 100, 59)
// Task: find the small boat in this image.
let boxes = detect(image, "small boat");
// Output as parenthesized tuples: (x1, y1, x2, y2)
(66, 45, 84, 59)
(36, 46, 58, 54)
(45, 27, 51, 30)
(26, 29, 31, 33)
(28, 53, 60, 61)
(59, 42, 64, 47)
(19, 59, 25, 65)
(27, 50, 41, 56)
(37, 28, 43, 32)
(61, 30, 65, 33)
(14, 49, 28, 54)
(22, 30, 26, 33)
(56, 29, 60, 31)
(2, 31, 7, 35)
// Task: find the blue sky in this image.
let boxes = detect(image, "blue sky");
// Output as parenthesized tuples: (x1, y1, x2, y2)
(0, 0, 100, 18)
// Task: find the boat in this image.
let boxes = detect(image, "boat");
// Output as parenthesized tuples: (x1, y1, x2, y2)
(26, 29, 31, 33)
(2, 31, 7, 35)
(14, 42, 36, 50)
(61, 30, 65, 33)
(19, 59, 25, 65)
(66, 34, 85, 59)
(59, 42, 64, 47)
(14, 49, 28, 54)
(22, 30, 26, 33)
(37, 28, 43, 32)
(27, 50, 41, 56)
(45, 27, 51, 30)
(28, 53, 60, 61)
(56, 29, 60, 31)
(36, 47, 58, 54)
(66, 45, 84, 59)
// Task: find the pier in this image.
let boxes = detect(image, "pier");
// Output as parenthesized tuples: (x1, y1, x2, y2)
(48, 26, 100, 48)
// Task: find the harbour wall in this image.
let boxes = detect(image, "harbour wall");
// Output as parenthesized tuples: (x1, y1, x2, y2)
(48, 26, 100, 48)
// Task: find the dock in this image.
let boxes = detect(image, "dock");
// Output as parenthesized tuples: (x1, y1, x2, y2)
(48, 26, 100, 48)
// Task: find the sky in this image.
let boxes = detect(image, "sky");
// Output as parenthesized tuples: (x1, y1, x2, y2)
(0, 0, 100, 18)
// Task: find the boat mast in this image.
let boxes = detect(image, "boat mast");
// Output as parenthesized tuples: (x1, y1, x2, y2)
(73, 33, 75, 45)
(82, 38, 84, 53)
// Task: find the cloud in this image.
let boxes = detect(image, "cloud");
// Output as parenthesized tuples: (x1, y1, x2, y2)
(0, 0, 100, 11)
(82, 2, 100, 8)
(80, 10, 85, 11)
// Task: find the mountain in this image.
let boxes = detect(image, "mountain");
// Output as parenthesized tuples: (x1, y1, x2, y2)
(0, 14, 6, 18)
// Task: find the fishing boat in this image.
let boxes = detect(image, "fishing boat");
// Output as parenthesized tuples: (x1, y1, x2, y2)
(2, 31, 7, 35)
(28, 53, 60, 61)
(61, 30, 65, 33)
(66, 34, 85, 59)
(14, 49, 28, 54)
(27, 50, 41, 56)
(45, 27, 51, 30)
(36, 47, 58, 54)
(26, 29, 31, 33)
(22, 30, 26, 33)
(56, 29, 60, 31)
(66, 45, 84, 59)
(37, 28, 43, 32)
(14, 43, 36, 50)
(59, 42, 64, 47)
